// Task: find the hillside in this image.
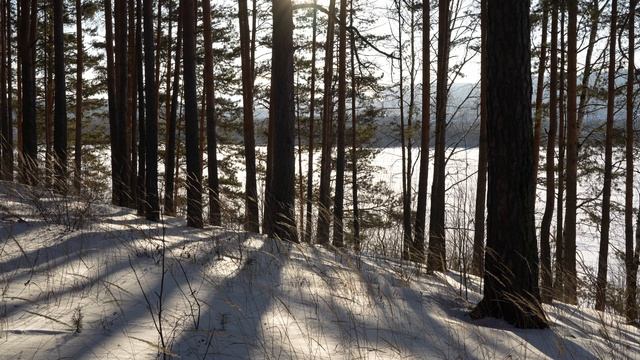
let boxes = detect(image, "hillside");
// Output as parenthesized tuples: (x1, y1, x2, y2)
(0, 182, 638, 359)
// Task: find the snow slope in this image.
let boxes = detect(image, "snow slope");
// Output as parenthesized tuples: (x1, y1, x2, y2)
(0, 182, 638, 359)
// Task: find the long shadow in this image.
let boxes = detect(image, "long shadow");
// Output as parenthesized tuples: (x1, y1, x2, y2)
(169, 238, 288, 359)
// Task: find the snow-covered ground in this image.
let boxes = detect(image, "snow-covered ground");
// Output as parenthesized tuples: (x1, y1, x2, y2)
(0, 182, 638, 359)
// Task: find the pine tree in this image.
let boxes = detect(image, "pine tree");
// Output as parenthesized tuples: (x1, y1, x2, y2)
(144, 0, 160, 221)
(471, 0, 547, 328)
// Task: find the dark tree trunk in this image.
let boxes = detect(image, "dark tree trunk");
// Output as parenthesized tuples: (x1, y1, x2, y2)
(183, 0, 203, 228)
(539, 0, 559, 304)
(577, 0, 600, 130)
(397, 0, 409, 261)
(595, 0, 617, 312)
(1, 0, 12, 181)
(104, 0, 119, 204)
(127, 0, 137, 207)
(315, 0, 337, 245)
(413, 0, 430, 263)
(470, 0, 547, 329)
(74, 0, 83, 191)
(203, 0, 221, 226)
(0, 0, 5, 181)
(18, 0, 37, 185)
(471, 0, 487, 275)
(427, 0, 450, 272)
(114, 0, 131, 206)
(532, 4, 548, 185)
(332, 0, 348, 248)
(349, 0, 360, 251)
(554, 6, 566, 300)
(238, 0, 258, 231)
(143, 0, 159, 221)
(164, 10, 182, 216)
(304, 0, 318, 243)
(563, 0, 578, 305)
(624, 0, 637, 323)
(136, 0, 146, 215)
(268, 0, 297, 242)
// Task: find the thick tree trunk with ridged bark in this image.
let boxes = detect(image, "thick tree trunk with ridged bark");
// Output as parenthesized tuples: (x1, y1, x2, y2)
(470, 0, 547, 329)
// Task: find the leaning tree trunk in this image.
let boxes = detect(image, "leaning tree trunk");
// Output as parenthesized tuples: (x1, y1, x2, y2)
(624, 0, 637, 323)
(183, 0, 203, 228)
(539, 0, 559, 304)
(427, 0, 450, 272)
(563, 0, 578, 305)
(470, 0, 547, 329)
(413, 0, 430, 263)
(268, 0, 298, 242)
(332, 0, 348, 248)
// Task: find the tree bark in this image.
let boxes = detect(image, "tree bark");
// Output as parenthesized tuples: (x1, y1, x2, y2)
(624, 0, 637, 323)
(316, 0, 337, 245)
(594, 0, 617, 312)
(427, 0, 450, 272)
(413, 0, 430, 263)
(304, 0, 318, 243)
(183, 0, 203, 228)
(332, 0, 348, 248)
(532, 3, 548, 186)
(74, 0, 84, 191)
(539, 0, 558, 304)
(202, 0, 221, 226)
(350, 0, 360, 251)
(18, 0, 37, 185)
(471, 0, 487, 275)
(164, 3, 181, 216)
(136, 0, 146, 215)
(238, 0, 259, 231)
(143, 0, 160, 221)
(1, 0, 12, 181)
(563, 0, 578, 305)
(268, 0, 298, 242)
(471, 0, 547, 329)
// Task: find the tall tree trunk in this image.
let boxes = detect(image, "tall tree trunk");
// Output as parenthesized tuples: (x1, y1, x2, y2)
(563, 0, 578, 305)
(332, 0, 348, 248)
(304, 0, 318, 243)
(554, 5, 566, 299)
(19, 0, 37, 185)
(53, 0, 67, 192)
(164, 10, 182, 216)
(427, 0, 450, 272)
(397, 0, 409, 260)
(136, 0, 146, 215)
(470, 0, 547, 328)
(268, 0, 297, 242)
(315, 0, 337, 245)
(74, 0, 84, 191)
(595, 0, 617, 312)
(183, 0, 203, 228)
(470, 0, 487, 275)
(238, 0, 259, 231)
(406, 0, 416, 260)
(350, 0, 360, 251)
(104, 0, 119, 204)
(44, 14, 53, 186)
(114, 0, 131, 206)
(202, 0, 220, 226)
(539, 0, 558, 304)
(624, 0, 637, 323)
(143, 0, 160, 221)
(0, 0, 5, 181)
(1, 0, 12, 181)
(532, 3, 548, 186)
(413, 0, 430, 263)
(128, 0, 138, 208)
